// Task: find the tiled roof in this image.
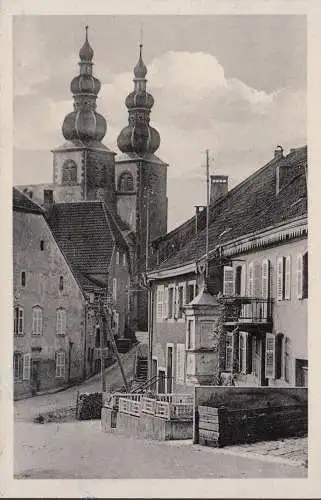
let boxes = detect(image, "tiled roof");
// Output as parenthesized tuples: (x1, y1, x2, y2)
(13, 188, 44, 214)
(48, 201, 128, 275)
(155, 146, 307, 271)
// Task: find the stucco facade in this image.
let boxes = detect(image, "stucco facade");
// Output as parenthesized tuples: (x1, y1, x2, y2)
(13, 206, 86, 399)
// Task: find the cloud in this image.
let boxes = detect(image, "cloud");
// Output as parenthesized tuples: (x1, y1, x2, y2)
(14, 49, 306, 228)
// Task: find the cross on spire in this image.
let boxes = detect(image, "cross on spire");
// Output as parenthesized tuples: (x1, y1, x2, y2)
(85, 24, 89, 41)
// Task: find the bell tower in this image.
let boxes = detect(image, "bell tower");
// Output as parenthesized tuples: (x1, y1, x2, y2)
(51, 27, 116, 208)
(116, 44, 168, 329)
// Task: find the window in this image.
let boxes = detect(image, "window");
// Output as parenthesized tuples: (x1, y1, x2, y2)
(298, 252, 308, 299)
(40, 240, 44, 251)
(21, 271, 26, 287)
(95, 325, 101, 348)
(23, 354, 31, 381)
(156, 285, 164, 322)
(56, 352, 65, 378)
(247, 263, 254, 296)
(123, 253, 126, 266)
(223, 266, 234, 296)
(62, 159, 77, 185)
(116, 251, 120, 265)
(14, 306, 24, 335)
(32, 306, 43, 335)
(276, 256, 291, 301)
(56, 308, 67, 335)
(235, 266, 242, 296)
(186, 319, 194, 349)
(275, 333, 283, 380)
(225, 333, 233, 371)
(163, 287, 169, 319)
(168, 286, 174, 319)
(176, 344, 185, 383)
(177, 283, 185, 319)
(14, 352, 23, 381)
(265, 333, 275, 379)
(59, 276, 64, 292)
(118, 172, 134, 192)
(187, 281, 196, 303)
(112, 278, 117, 301)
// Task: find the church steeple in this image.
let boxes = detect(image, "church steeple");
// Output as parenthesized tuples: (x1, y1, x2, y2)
(62, 26, 107, 144)
(117, 44, 160, 156)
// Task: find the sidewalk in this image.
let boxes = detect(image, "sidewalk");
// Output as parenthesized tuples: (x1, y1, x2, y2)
(166, 435, 308, 468)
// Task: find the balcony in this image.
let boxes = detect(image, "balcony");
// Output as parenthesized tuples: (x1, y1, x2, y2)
(220, 297, 273, 329)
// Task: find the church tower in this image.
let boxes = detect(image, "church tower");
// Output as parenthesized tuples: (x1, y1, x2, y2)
(51, 27, 116, 208)
(116, 44, 168, 274)
(116, 44, 168, 330)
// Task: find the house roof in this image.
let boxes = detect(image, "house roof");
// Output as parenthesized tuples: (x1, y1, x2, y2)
(154, 146, 307, 272)
(48, 201, 128, 276)
(13, 188, 44, 214)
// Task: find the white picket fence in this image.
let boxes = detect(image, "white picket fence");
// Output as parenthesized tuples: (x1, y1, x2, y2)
(117, 393, 193, 421)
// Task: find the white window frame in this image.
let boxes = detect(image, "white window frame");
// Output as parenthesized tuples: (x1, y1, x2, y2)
(177, 282, 186, 321)
(163, 286, 169, 320)
(32, 306, 43, 335)
(112, 278, 117, 302)
(176, 343, 185, 383)
(223, 266, 235, 296)
(56, 308, 67, 336)
(56, 352, 66, 379)
(156, 285, 165, 322)
(14, 306, 24, 335)
(23, 353, 31, 381)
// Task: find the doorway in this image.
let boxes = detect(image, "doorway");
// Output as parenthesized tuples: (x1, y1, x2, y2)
(158, 370, 165, 393)
(31, 360, 41, 395)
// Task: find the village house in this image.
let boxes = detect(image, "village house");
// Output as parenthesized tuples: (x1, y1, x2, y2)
(147, 145, 308, 392)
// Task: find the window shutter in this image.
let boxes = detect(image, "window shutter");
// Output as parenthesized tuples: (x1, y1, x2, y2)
(253, 263, 262, 297)
(265, 333, 275, 378)
(174, 286, 179, 318)
(19, 308, 24, 334)
(284, 256, 291, 300)
(297, 254, 303, 299)
(276, 257, 284, 301)
(223, 266, 235, 296)
(247, 263, 254, 296)
(176, 344, 185, 383)
(23, 354, 31, 380)
(163, 287, 168, 319)
(261, 259, 270, 299)
(156, 285, 164, 321)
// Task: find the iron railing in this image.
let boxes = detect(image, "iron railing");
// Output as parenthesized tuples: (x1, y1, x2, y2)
(221, 297, 273, 324)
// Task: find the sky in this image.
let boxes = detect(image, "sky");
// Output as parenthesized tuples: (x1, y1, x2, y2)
(13, 15, 306, 230)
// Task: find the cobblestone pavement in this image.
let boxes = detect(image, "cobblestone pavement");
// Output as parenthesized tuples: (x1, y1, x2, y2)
(14, 420, 307, 479)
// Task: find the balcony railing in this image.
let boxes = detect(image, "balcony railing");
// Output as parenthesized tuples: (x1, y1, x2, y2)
(221, 297, 273, 325)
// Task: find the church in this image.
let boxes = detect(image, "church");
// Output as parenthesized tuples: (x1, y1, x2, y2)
(18, 27, 169, 333)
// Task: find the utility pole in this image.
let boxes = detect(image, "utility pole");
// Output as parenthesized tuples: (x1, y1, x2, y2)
(145, 187, 150, 272)
(99, 296, 106, 392)
(205, 149, 210, 286)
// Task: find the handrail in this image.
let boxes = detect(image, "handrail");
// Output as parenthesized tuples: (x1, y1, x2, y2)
(130, 374, 174, 394)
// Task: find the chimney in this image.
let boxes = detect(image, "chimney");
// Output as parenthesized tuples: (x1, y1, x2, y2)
(210, 175, 228, 204)
(194, 205, 206, 235)
(43, 189, 54, 215)
(274, 145, 284, 160)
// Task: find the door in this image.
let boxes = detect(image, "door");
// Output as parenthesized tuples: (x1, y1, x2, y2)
(158, 370, 165, 393)
(167, 346, 173, 393)
(31, 360, 41, 394)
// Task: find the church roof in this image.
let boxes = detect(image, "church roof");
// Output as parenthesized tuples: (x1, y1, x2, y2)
(48, 201, 128, 275)
(153, 146, 307, 272)
(115, 151, 167, 166)
(13, 188, 44, 214)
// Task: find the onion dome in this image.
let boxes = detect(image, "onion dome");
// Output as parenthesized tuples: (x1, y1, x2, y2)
(117, 44, 160, 156)
(61, 26, 107, 144)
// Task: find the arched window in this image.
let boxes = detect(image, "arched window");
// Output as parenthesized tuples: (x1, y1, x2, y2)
(62, 159, 77, 185)
(118, 172, 134, 192)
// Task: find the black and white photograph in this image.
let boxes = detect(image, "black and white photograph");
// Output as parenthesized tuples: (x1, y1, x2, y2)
(1, 0, 321, 498)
